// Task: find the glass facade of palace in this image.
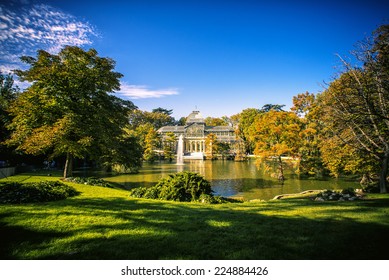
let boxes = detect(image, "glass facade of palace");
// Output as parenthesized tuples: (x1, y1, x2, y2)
(157, 111, 236, 158)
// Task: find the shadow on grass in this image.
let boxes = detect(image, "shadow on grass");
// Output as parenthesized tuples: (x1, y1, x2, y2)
(1, 197, 388, 260)
(0, 214, 68, 259)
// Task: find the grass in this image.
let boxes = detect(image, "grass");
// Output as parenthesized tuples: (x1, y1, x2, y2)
(1, 171, 389, 259)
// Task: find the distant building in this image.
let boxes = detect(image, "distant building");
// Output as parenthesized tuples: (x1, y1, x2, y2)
(157, 110, 236, 159)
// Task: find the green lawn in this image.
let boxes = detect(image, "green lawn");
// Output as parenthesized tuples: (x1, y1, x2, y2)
(1, 172, 389, 259)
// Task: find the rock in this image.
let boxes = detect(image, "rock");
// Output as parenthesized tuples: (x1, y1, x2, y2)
(315, 197, 325, 202)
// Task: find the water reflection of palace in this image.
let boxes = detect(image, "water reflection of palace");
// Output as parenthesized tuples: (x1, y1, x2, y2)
(157, 110, 236, 159)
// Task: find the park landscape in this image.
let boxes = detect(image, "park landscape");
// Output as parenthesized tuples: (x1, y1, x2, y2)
(1, 3, 389, 260)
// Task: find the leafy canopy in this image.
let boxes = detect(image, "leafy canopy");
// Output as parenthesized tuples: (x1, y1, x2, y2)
(6, 46, 140, 176)
(319, 25, 389, 192)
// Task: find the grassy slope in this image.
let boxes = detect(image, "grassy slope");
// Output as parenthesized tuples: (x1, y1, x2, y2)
(1, 172, 389, 260)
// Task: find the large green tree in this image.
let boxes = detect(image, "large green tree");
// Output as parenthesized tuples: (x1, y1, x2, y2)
(205, 133, 219, 159)
(0, 72, 19, 163)
(163, 132, 177, 162)
(204, 117, 228, 126)
(6, 46, 140, 177)
(320, 25, 389, 193)
(231, 108, 261, 154)
(129, 108, 175, 130)
(143, 127, 160, 162)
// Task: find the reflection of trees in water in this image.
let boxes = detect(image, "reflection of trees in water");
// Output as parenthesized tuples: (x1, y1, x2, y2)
(105, 160, 360, 200)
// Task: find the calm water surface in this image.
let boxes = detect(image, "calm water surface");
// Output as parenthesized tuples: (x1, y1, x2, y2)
(104, 160, 360, 200)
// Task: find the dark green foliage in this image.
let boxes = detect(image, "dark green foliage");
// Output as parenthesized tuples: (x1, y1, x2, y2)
(0, 72, 19, 163)
(0, 181, 79, 204)
(199, 194, 242, 204)
(363, 184, 380, 193)
(129, 185, 161, 199)
(130, 171, 213, 202)
(156, 172, 213, 201)
(64, 177, 114, 188)
(260, 104, 285, 112)
(129, 172, 243, 203)
(341, 188, 356, 196)
(7, 46, 142, 178)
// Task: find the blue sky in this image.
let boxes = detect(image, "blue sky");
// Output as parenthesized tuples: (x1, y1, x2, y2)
(1, 0, 388, 118)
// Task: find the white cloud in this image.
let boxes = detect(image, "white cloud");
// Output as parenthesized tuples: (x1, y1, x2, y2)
(0, 3, 98, 66)
(0, 64, 18, 73)
(117, 82, 179, 99)
(0, 2, 178, 100)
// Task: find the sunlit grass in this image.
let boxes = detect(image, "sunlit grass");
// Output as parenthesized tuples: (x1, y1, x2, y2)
(1, 171, 389, 259)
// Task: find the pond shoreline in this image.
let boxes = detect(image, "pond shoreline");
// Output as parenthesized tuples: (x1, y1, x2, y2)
(103, 160, 361, 201)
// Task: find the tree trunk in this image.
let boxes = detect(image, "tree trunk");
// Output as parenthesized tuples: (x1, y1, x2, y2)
(379, 152, 388, 193)
(63, 153, 73, 178)
(278, 156, 285, 181)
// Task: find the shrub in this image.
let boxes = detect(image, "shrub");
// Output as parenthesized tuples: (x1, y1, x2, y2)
(129, 186, 161, 199)
(0, 181, 79, 204)
(199, 194, 241, 204)
(129, 172, 243, 203)
(64, 177, 115, 188)
(130, 171, 213, 202)
(156, 172, 213, 202)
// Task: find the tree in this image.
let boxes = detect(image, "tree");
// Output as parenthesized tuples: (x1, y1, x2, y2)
(217, 142, 231, 159)
(291, 92, 315, 117)
(0, 72, 19, 163)
(205, 133, 219, 159)
(152, 107, 173, 116)
(0, 73, 18, 110)
(231, 108, 261, 154)
(205, 117, 228, 126)
(151, 107, 176, 127)
(251, 111, 301, 180)
(128, 109, 173, 155)
(163, 132, 177, 162)
(128, 109, 175, 130)
(130, 123, 154, 152)
(143, 127, 160, 162)
(6, 46, 140, 178)
(319, 130, 378, 180)
(101, 132, 143, 173)
(291, 92, 325, 176)
(260, 104, 285, 113)
(320, 25, 389, 193)
(176, 117, 187, 126)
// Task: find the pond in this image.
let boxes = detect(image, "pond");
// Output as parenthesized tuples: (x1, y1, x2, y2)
(103, 159, 360, 200)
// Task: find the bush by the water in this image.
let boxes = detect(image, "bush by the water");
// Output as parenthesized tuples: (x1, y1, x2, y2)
(64, 177, 114, 188)
(0, 181, 79, 204)
(130, 171, 214, 202)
